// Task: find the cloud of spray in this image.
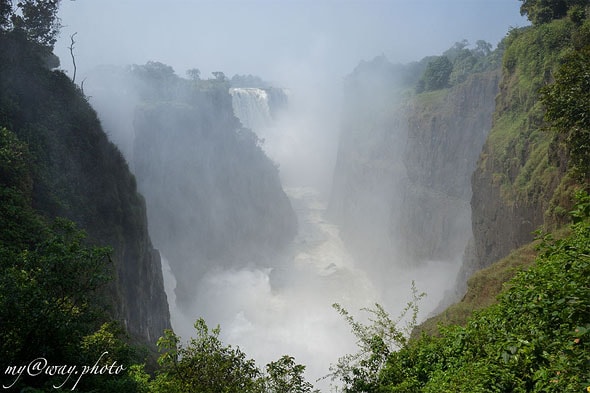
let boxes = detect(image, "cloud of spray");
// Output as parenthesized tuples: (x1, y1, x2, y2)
(80, 52, 468, 392)
(81, 49, 467, 390)
(162, 187, 462, 389)
(58, 2, 519, 389)
(165, 56, 465, 389)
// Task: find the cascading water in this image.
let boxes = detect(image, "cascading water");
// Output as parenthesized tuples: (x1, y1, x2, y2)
(159, 85, 461, 389)
(86, 65, 464, 391)
(230, 88, 273, 131)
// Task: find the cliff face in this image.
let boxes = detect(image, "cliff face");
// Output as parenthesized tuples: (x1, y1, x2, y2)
(0, 35, 170, 344)
(329, 58, 499, 269)
(464, 21, 578, 278)
(127, 76, 297, 309)
(400, 71, 500, 261)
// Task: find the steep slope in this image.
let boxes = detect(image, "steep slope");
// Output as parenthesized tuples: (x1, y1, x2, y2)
(89, 64, 298, 309)
(134, 96, 297, 307)
(0, 33, 170, 344)
(463, 19, 588, 281)
(329, 55, 499, 271)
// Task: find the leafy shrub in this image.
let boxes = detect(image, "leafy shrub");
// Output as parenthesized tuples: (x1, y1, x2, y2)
(332, 193, 590, 392)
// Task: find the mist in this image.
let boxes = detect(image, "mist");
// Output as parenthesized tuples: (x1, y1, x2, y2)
(54, 1, 528, 390)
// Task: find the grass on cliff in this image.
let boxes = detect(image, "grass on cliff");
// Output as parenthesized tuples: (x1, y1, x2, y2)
(415, 240, 538, 337)
(478, 17, 590, 233)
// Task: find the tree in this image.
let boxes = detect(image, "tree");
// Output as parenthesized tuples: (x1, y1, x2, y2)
(540, 46, 590, 179)
(519, 0, 589, 25)
(442, 39, 469, 62)
(474, 40, 493, 57)
(212, 71, 227, 81)
(0, 0, 12, 31)
(0, 218, 117, 390)
(264, 356, 317, 393)
(154, 318, 262, 393)
(11, 0, 61, 50)
(186, 68, 201, 80)
(421, 55, 453, 91)
(130, 61, 180, 101)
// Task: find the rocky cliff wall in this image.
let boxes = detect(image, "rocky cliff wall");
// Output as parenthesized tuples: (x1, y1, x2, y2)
(399, 70, 500, 262)
(0, 35, 170, 345)
(329, 61, 499, 272)
(461, 23, 578, 281)
(132, 85, 297, 309)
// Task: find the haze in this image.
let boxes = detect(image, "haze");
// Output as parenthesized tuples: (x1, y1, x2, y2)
(55, 0, 527, 84)
(52, 1, 529, 390)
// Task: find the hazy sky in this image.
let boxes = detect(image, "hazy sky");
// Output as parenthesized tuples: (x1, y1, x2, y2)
(55, 0, 528, 85)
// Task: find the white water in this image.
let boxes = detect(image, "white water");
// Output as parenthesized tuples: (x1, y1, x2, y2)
(230, 88, 273, 131)
(162, 86, 462, 391)
(163, 186, 461, 391)
(163, 187, 375, 388)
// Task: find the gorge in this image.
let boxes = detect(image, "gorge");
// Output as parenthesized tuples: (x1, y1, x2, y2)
(2, 1, 588, 391)
(87, 52, 508, 385)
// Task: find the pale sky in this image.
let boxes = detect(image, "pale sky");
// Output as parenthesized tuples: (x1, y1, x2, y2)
(55, 0, 528, 85)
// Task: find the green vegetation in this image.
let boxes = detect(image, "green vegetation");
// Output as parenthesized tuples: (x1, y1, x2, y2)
(415, 241, 539, 337)
(480, 13, 590, 229)
(417, 55, 453, 92)
(0, 3, 168, 390)
(329, 284, 425, 392)
(0, 125, 145, 391)
(519, 0, 590, 26)
(416, 39, 501, 93)
(127, 319, 318, 393)
(541, 45, 590, 180)
(330, 193, 590, 392)
(1, 1, 590, 391)
(330, 6, 590, 392)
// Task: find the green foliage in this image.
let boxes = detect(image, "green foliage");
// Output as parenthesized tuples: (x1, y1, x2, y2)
(130, 61, 181, 101)
(334, 194, 590, 392)
(0, 0, 61, 50)
(140, 319, 319, 393)
(0, 216, 147, 391)
(419, 55, 452, 92)
(519, 0, 589, 25)
(520, 0, 569, 25)
(230, 74, 270, 88)
(501, 21, 573, 111)
(0, 126, 31, 194)
(0, 0, 12, 31)
(416, 40, 501, 93)
(153, 318, 262, 393)
(186, 68, 201, 80)
(540, 45, 590, 179)
(0, 27, 166, 392)
(570, 189, 590, 222)
(329, 282, 425, 392)
(12, 0, 61, 50)
(264, 355, 317, 393)
(415, 241, 539, 337)
(481, 17, 588, 228)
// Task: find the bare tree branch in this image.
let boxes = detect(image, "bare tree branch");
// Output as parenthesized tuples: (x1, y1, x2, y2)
(69, 32, 77, 83)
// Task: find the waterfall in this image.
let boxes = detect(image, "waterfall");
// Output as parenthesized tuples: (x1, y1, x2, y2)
(230, 88, 272, 130)
(229, 87, 288, 131)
